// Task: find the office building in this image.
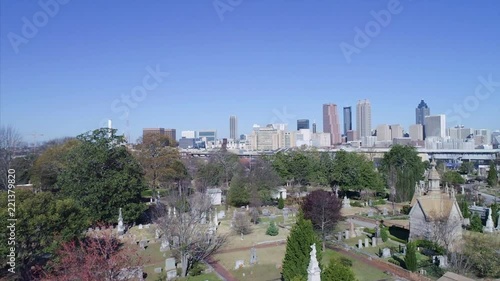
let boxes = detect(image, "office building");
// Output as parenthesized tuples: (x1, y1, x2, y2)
(323, 104, 341, 145)
(409, 124, 424, 141)
(376, 124, 391, 142)
(198, 130, 217, 142)
(448, 126, 473, 140)
(229, 116, 238, 140)
(356, 99, 372, 138)
(390, 124, 403, 139)
(297, 119, 310, 130)
(474, 129, 491, 145)
(346, 130, 357, 142)
(343, 106, 352, 136)
(181, 130, 196, 139)
(415, 100, 430, 125)
(311, 133, 331, 147)
(312, 122, 317, 134)
(143, 128, 176, 142)
(424, 115, 446, 139)
(249, 125, 280, 151)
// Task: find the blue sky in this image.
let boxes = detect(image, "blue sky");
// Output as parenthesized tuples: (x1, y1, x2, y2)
(1, 0, 499, 143)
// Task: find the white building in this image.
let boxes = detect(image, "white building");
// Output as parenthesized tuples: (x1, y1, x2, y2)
(424, 115, 446, 139)
(181, 130, 196, 139)
(409, 124, 424, 141)
(206, 188, 222, 206)
(390, 124, 403, 139)
(271, 187, 287, 200)
(361, 136, 377, 147)
(356, 99, 372, 138)
(311, 132, 331, 147)
(376, 124, 391, 142)
(474, 129, 491, 145)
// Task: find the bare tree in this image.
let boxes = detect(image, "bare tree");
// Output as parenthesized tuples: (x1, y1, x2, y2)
(232, 212, 253, 235)
(154, 192, 227, 277)
(0, 125, 23, 190)
(426, 212, 463, 253)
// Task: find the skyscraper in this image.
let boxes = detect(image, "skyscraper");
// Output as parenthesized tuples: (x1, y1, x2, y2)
(322, 104, 341, 145)
(415, 100, 430, 125)
(230, 116, 237, 140)
(424, 115, 446, 139)
(343, 106, 352, 136)
(356, 100, 372, 138)
(297, 119, 310, 130)
(312, 121, 317, 133)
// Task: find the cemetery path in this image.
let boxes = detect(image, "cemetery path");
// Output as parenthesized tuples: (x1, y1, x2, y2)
(216, 240, 286, 254)
(207, 257, 237, 281)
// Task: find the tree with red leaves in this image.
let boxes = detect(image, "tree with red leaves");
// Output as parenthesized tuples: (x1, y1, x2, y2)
(41, 230, 144, 281)
(302, 189, 342, 251)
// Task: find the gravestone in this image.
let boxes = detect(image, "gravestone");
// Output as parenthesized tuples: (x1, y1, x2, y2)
(234, 260, 244, 269)
(250, 247, 257, 265)
(154, 267, 162, 273)
(337, 232, 342, 241)
(402, 245, 407, 255)
(382, 248, 391, 258)
(201, 212, 207, 224)
(139, 240, 146, 250)
(342, 196, 351, 208)
(138, 224, 143, 230)
(367, 209, 374, 217)
(166, 270, 177, 280)
(358, 239, 363, 249)
(368, 199, 373, 206)
(344, 230, 350, 239)
(144, 224, 150, 229)
(461, 186, 465, 194)
(364, 238, 370, 248)
(382, 207, 388, 216)
(160, 240, 170, 252)
(372, 237, 377, 247)
(155, 228, 161, 239)
(218, 210, 225, 219)
(433, 255, 448, 268)
(283, 208, 289, 220)
(349, 220, 356, 238)
(117, 208, 125, 235)
(262, 209, 271, 216)
(165, 257, 176, 271)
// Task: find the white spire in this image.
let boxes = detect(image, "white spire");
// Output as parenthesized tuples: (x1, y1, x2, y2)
(307, 243, 321, 281)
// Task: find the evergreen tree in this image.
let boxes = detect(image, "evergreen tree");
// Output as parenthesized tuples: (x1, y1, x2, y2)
(321, 258, 356, 281)
(227, 174, 249, 207)
(282, 213, 322, 281)
(380, 227, 389, 242)
(405, 242, 418, 272)
(459, 199, 470, 218)
(470, 213, 483, 232)
(487, 162, 498, 187)
(266, 220, 279, 236)
(278, 193, 285, 209)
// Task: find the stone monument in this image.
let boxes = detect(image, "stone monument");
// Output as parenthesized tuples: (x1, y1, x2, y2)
(342, 196, 351, 208)
(484, 207, 495, 233)
(250, 247, 257, 265)
(307, 244, 321, 281)
(117, 208, 125, 235)
(349, 219, 356, 238)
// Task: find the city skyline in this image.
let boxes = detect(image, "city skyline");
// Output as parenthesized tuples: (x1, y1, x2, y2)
(1, 1, 499, 142)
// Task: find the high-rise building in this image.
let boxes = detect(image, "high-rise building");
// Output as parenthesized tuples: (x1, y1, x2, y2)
(424, 115, 446, 139)
(390, 124, 403, 139)
(229, 116, 237, 140)
(297, 119, 310, 130)
(356, 100, 372, 138)
(143, 128, 176, 141)
(409, 124, 424, 141)
(181, 130, 196, 139)
(376, 124, 391, 141)
(448, 126, 474, 140)
(312, 121, 317, 134)
(198, 130, 217, 142)
(474, 129, 491, 145)
(346, 130, 357, 142)
(415, 100, 430, 125)
(323, 104, 341, 145)
(343, 106, 352, 136)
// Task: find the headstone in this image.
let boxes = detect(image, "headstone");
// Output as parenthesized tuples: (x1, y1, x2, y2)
(307, 244, 321, 281)
(365, 238, 370, 248)
(344, 230, 350, 239)
(337, 232, 342, 241)
(138, 224, 143, 230)
(382, 248, 391, 258)
(250, 247, 257, 265)
(165, 257, 176, 271)
(155, 228, 161, 239)
(349, 220, 356, 238)
(117, 208, 125, 235)
(342, 196, 351, 208)
(160, 240, 170, 252)
(234, 260, 244, 269)
(358, 239, 363, 249)
(484, 207, 495, 233)
(367, 209, 374, 217)
(433, 255, 448, 268)
(139, 240, 146, 250)
(402, 245, 407, 255)
(372, 237, 377, 247)
(218, 210, 225, 219)
(154, 267, 162, 273)
(382, 207, 388, 216)
(168, 207, 172, 218)
(144, 224, 150, 229)
(201, 212, 207, 224)
(461, 186, 465, 194)
(368, 199, 373, 206)
(283, 208, 289, 221)
(262, 209, 271, 216)
(246, 205, 249, 211)
(213, 211, 219, 227)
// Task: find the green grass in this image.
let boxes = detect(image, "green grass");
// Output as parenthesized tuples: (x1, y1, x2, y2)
(232, 264, 281, 281)
(322, 249, 394, 281)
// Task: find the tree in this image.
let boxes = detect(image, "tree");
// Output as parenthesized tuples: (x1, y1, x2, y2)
(9, 154, 36, 185)
(463, 233, 500, 278)
(321, 258, 356, 281)
(155, 192, 227, 277)
(469, 213, 483, 232)
(426, 212, 463, 253)
(135, 134, 187, 191)
(266, 220, 279, 236)
(487, 162, 498, 187)
(232, 212, 253, 235)
(379, 145, 425, 203)
(442, 171, 465, 186)
(58, 128, 147, 224)
(31, 138, 79, 192)
(282, 214, 322, 281)
(0, 125, 22, 190)
(380, 227, 389, 242)
(302, 190, 342, 251)
(227, 174, 249, 207)
(41, 231, 144, 281)
(405, 242, 417, 272)
(247, 157, 281, 206)
(458, 161, 474, 175)
(278, 194, 285, 209)
(459, 199, 470, 219)
(0, 190, 89, 278)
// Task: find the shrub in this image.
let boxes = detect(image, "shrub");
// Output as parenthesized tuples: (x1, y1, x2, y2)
(380, 228, 389, 242)
(405, 242, 418, 272)
(339, 257, 353, 267)
(189, 262, 205, 276)
(401, 205, 412, 215)
(414, 240, 445, 255)
(350, 201, 364, 207)
(373, 199, 386, 206)
(388, 258, 400, 266)
(364, 227, 375, 235)
(266, 221, 279, 236)
(278, 194, 285, 209)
